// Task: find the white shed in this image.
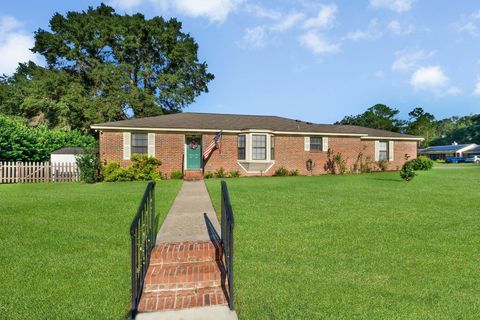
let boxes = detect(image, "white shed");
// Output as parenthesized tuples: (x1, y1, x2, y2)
(50, 147, 85, 164)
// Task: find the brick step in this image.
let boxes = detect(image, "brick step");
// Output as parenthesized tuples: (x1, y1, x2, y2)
(150, 241, 222, 265)
(183, 170, 203, 181)
(138, 286, 228, 312)
(144, 261, 225, 293)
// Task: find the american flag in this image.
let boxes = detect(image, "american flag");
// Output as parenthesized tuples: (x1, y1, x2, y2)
(203, 131, 222, 160)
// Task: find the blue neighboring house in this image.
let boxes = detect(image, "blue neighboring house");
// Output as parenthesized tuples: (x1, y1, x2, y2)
(419, 142, 478, 160)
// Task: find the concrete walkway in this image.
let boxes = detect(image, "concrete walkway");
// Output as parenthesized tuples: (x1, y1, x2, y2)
(156, 180, 221, 243)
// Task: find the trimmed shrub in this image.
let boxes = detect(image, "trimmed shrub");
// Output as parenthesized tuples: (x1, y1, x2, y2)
(204, 172, 214, 179)
(409, 156, 434, 171)
(76, 148, 101, 183)
(102, 154, 161, 182)
(229, 170, 241, 178)
(274, 166, 289, 176)
(129, 154, 161, 180)
(106, 166, 135, 182)
(377, 160, 388, 172)
(400, 162, 416, 182)
(214, 167, 227, 178)
(102, 162, 121, 179)
(170, 170, 183, 179)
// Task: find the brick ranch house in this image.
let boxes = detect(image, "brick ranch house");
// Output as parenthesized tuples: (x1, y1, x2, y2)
(91, 112, 423, 179)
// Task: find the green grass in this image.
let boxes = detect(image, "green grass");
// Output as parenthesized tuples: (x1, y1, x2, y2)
(206, 168, 480, 319)
(433, 162, 479, 167)
(0, 180, 181, 319)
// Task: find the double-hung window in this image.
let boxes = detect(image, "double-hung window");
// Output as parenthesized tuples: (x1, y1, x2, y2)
(252, 135, 267, 160)
(378, 141, 388, 161)
(270, 136, 275, 160)
(131, 133, 148, 155)
(238, 135, 246, 160)
(310, 137, 322, 151)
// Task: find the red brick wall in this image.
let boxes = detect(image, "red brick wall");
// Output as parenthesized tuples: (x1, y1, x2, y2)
(99, 131, 418, 178)
(99, 131, 185, 179)
(155, 133, 185, 178)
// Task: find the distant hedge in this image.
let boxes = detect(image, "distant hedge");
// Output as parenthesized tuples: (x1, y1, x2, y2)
(0, 114, 97, 162)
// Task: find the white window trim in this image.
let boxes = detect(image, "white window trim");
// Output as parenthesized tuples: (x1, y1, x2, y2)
(237, 161, 275, 174)
(241, 133, 275, 162)
(123, 132, 131, 160)
(306, 136, 328, 152)
(376, 140, 390, 161)
(237, 132, 275, 173)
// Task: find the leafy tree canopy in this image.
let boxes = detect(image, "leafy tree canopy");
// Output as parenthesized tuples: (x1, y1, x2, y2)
(0, 4, 214, 131)
(0, 113, 96, 162)
(337, 104, 479, 147)
(336, 104, 405, 132)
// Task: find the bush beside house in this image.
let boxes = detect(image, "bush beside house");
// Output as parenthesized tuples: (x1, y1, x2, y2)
(0, 114, 96, 162)
(102, 154, 161, 182)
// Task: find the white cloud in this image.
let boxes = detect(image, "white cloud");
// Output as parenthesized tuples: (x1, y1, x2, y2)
(172, 0, 241, 22)
(303, 4, 337, 29)
(410, 66, 448, 90)
(388, 20, 415, 35)
(237, 26, 268, 49)
(271, 12, 305, 31)
(455, 10, 480, 37)
(299, 31, 340, 55)
(345, 19, 382, 41)
(0, 16, 39, 76)
(245, 3, 282, 20)
(110, 0, 240, 22)
(370, 0, 414, 13)
(473, 77, 480, 95)
(392, 50, 435, 72)
(109, 0, 143, 10)
(446, 86, 462, 95)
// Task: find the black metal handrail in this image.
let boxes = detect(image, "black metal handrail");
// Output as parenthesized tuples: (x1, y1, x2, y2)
(130, 181, 156, 315)
(221, 181, 235, 310)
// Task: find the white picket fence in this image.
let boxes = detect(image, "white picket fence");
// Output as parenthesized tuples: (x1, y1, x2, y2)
(0, 161, 79, 184)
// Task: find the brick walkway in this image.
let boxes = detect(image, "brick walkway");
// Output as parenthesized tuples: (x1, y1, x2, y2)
(136, 181, 237, 319)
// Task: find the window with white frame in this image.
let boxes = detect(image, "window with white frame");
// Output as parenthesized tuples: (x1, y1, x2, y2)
(270, 136, 275, 160)
(238, 135, 246, 160)
(131, 133, 148, 154)
(310, 137, 322, 151)
(378, 141, 388, 160)
(252, 135, 267, 160)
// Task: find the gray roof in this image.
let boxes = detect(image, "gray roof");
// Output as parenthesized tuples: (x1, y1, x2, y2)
(50, 147, 86, 155)
(91, 112, 422, 139)
(420, 144, 477, 154)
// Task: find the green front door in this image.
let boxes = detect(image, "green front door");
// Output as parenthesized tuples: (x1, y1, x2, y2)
(186, 137, 202, 169)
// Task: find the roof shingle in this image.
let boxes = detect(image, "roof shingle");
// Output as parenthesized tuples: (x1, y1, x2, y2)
(91, 112, 422, 139)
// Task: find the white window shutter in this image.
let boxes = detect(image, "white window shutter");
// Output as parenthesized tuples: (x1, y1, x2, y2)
(389, 141, 394, 161)
(148, 133, 155, 157)
(123, 132, 131, 160)
(374, 140, 379, 161)
(322, 137, 329, 152)
(304, 137, 310, 151)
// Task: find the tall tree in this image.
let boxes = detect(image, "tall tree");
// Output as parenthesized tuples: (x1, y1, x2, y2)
(406, 107, 436, 147)
(432, 115, 480, 145)
(336, 104, 405, 132)
(1, 4, 214, 131)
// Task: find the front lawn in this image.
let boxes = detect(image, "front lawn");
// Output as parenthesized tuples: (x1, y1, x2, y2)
(0, 180, 181, 319)
(206, 168, 480, 319)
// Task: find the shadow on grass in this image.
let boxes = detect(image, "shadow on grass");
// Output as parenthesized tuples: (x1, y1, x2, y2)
(369, 177, 403, 183)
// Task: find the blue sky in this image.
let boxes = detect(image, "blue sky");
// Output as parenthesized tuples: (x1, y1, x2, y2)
(1, 0, 479, 123)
